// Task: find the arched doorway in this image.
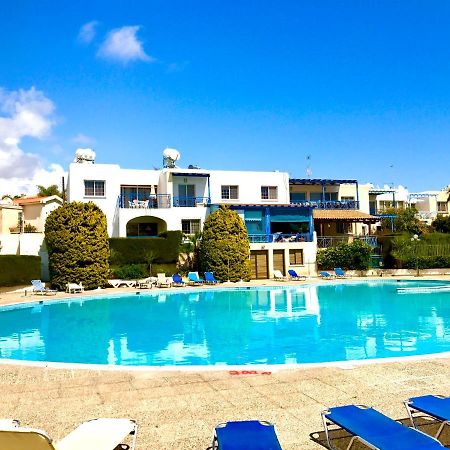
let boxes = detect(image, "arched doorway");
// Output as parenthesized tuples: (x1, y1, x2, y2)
(126, 217, 167, 237)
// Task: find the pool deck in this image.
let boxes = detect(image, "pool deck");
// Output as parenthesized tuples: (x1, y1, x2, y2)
(1, 276, 450, 449)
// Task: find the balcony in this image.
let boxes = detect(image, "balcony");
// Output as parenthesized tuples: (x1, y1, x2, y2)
(119, 195, 171, 209)
(173, 196, 211, 207)
(317, 235, 378, 249)
(291, 200, 359, 209)
(248, 233, 311, 243)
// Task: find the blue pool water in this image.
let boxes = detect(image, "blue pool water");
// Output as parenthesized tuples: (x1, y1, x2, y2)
(0, 280, 449, 366)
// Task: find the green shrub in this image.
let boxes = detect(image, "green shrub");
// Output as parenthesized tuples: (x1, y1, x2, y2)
(317, 240, 372, 270)
(45, 201, 110, 290)
(0, 255, 41, 286)
(109, 231, 182, 265)
(111, 264, 147, 280)
(200, 205, 251, 282)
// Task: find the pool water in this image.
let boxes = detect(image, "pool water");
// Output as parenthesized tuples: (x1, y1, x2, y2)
(0, 280, 449, 366)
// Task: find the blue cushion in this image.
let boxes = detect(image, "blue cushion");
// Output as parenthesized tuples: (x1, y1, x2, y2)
(409, 395, 450, 422)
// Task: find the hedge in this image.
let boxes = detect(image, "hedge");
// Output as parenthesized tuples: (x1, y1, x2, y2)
(0, 255, 41, 286)
(109, 231, 182, 266)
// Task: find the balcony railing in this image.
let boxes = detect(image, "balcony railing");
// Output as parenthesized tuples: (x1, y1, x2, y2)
(248, 233, 311, 243)
(119, 194, 171, 209)
(173, 196, 211, 207)
(291, 200, 359, 209)
(317, 235, 378, 249)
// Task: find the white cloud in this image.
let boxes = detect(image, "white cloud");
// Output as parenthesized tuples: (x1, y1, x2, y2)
(78, 21, 99, 44)
(0, 87, 66, 196)
(97, 26, 153, 63)
(72, 133, 95, 145)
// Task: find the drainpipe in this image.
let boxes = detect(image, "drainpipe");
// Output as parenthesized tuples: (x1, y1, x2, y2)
(308, 208, 314, 242)
(355, 181, 359, 209)
(265, 207, 271, 240)
(207, 176, 211, 204)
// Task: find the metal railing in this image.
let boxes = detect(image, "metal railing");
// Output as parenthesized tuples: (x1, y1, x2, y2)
(172, 196, 211, 207)
(119, 194, 171, 209)
(248, 233, 311, 243)
(291, 200, 359, 209)
(317, 235, 378, 249)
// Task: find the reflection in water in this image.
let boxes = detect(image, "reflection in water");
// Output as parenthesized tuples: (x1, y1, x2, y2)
(0, 281, 449, 366)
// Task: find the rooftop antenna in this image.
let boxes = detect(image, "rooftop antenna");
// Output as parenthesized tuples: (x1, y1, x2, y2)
(389, 163, 394, 188)
(306, 154, 312, 178)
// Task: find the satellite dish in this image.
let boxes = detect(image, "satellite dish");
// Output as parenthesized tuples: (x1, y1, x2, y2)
(163, 147, 180, 168)
(74, 148, 96, 164)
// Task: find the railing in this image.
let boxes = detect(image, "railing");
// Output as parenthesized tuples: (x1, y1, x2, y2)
(248, 233, 311, 243)
(172, 196, 211, 207)
(317, 235, 378, 249)
(291, 200, 359, 209)
(119, 194, 171, 209)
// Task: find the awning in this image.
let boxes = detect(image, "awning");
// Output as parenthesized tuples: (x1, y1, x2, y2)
(313, 209, 378, 223)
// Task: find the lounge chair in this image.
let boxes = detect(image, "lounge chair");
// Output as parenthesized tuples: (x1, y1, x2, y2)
(188, 272, 204, 285)
(66, 282, 84, 294)
(322, 404, 445, 450)
(135, 277, 154, 289)
(288, 269, 306, 281)
(156, 273, 172, 288)
(0, 417, 138, 450)
(31, 280, 57, 296)
(405, 395, 450, 440)
(172, 273, 185, 287)
(273, 270, 289, 281)
(205, 272, 220, 284)
(334, 268, 349, 278)
(319, 271, 335, 279)
(107, 279, 136, 288)
(212, 420, 283, 450)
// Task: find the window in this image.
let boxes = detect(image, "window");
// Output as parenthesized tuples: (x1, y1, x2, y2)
(84, 180, 105, 197)
(341, 196, 354, 201)
(261, 186, 278, 200)
(289, 249, 303, 265)
(438, 202, 448, 212)
(221, 185, 239, 200)
(290, 192, 306, 203)
(182, 219, 201, 234)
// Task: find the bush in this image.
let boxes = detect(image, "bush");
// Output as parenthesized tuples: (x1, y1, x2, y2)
(317, 240, 372, 270)
(111, 264, 148, 280)
(109, 231, 182, 265)
(431, 215, 450, 233)
(0, 255, 41, 286)
(45, 201, 110, 290)
(200, 206, 251, 282)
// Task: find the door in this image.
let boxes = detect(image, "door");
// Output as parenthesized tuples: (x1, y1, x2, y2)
(178, 184, 195, 206)
(250, 250, 268, 279)
(273, 250, 285, 275)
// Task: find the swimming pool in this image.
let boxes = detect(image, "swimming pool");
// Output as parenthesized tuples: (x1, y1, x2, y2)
(0, 280, 449, 367)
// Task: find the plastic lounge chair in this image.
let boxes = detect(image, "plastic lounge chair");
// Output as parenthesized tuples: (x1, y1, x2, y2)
(156, 273, 172, 288)
(205, 272, 220, 284)
(108, 279, 136, 288)
(321, 404, 445, 450)
(405, 395, 450, 440)
(65, 282, 84, 294)
(188, 272, 204, 285)
(172, 274, 185, 287)
(319, 271, 335, 279)
(0, 417, 138, 450)
(288, 269, 306, 281)
(334, 268, 349, 278)
(135, 277, 154, 289)
(273, 270, 288, 281)
(212, 420, 283, 450)
(31, 280, 57, 296)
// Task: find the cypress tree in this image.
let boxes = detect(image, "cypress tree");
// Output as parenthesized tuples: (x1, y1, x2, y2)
(200, 206, 251, 282)
(45, 201, 109, 289)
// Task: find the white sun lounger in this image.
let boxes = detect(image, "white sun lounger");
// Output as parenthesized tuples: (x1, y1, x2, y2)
(65, 282, 84, 293)
(107, 279, 136, 288)
(0, 418, 137, 450)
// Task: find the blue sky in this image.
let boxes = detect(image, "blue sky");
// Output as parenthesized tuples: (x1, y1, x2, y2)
(1, 1, 449, 194)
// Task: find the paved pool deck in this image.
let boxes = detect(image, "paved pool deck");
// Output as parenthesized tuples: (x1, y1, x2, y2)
(1, 276, 449, 449)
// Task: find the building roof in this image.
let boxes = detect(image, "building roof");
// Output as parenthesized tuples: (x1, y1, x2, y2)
(313, 209, 378, 223)
(289, 178, 358, 185)
(13, 195, 63, 206)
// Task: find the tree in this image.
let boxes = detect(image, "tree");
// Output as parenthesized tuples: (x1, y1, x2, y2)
(45, 201, 109, 290)
(180, 231, 202, 271)
(37, 184, 63, 198)
(200, 206, 251, 282)
(380, 207, 426, 234)
(432, 215, 450, 234)
(317, 240, 372, 270)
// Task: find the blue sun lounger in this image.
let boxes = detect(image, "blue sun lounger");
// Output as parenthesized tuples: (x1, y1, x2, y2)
(405, 395, 450, 440)
(212, 420, 283, 450)
(322, 404, 445, 450)
(319, 271, 334, 279)
(172, 273, 185, 287)
(205, 272, 220, 284)
(288, 269, 306, 281)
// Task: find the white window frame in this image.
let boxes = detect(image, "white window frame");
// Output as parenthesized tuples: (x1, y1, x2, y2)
(221, 185, 239, 200)
(261, 186, 278, 200)
(84, 180, 105, 197)
(181, 219, 201, 234)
